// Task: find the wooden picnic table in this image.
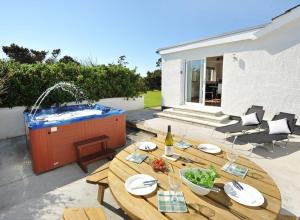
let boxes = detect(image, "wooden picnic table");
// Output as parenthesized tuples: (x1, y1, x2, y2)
(107, 136, 281, 220)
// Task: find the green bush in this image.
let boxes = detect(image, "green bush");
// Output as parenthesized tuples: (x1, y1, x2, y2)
(0, 61, 146, 107)
(144, 69, 161, 90)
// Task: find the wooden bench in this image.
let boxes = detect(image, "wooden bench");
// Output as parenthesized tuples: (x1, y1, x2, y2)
(86, 162, 110, 204)
(62, 208, 106, 220)
(74, 135, 115, 173)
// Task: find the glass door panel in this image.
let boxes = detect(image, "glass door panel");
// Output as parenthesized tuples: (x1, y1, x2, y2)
(186, 60, 204, 104)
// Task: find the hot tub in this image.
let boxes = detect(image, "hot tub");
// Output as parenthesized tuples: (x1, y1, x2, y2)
(24, 104, 126, 174)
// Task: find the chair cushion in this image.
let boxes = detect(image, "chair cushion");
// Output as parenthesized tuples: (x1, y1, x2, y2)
(273, 112, 296, 133)
(268, 118, 291, 134)
(241, 113, 259, 126)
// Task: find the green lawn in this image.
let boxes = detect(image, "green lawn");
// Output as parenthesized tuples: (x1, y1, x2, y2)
(144, 90, 161, 108)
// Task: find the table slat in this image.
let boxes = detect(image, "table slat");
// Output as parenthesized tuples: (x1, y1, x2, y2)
(108, 171, 169, 220)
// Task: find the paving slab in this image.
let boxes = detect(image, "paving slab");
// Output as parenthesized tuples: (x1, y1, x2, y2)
(0, 177, 126, 220)
(0, 129, 154, 220)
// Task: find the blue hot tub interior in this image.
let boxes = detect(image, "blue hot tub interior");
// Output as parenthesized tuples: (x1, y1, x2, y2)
(24, 104, 124, 129)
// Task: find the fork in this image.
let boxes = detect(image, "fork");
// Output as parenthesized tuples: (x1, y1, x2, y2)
(233, 180, 243, 190)
(232, 181, 257, 204)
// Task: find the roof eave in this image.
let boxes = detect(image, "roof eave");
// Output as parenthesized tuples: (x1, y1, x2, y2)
(156, 23, 268, 54)
(255, 6, 300, 38)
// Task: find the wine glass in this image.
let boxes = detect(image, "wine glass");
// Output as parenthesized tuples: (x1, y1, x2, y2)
(133, 141, 140, 159)
(168, 171, 181, 204)
(179, 128, 186, 143)
(227, 148, 238, 165)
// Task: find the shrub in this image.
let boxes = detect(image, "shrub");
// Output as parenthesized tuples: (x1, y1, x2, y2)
(0, 61, 146, 107)
(144, 69, 161, 90)
(0, 61, 12, 104)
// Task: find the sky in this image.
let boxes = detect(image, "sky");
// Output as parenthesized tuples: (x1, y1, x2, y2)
(0, 0, 299, 76)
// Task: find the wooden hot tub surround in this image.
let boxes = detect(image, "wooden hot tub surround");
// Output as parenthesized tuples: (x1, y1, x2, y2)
(25, 105, 126, 174)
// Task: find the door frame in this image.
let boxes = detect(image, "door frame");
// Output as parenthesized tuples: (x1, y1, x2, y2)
(184, 59, 207, 106)
(204, 55, 224, 107)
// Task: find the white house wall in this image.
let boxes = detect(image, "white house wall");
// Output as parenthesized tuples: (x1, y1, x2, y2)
(161, 17, 300, 122)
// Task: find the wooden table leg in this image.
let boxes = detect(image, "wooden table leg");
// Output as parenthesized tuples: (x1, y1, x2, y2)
(97, 185, 106, 204)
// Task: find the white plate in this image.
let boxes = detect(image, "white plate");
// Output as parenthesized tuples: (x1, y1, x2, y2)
(224, 182, 264, 207)
(198, 144, 221, 154)
(125, 174, 157, 196)
(138, 142, 156, 151)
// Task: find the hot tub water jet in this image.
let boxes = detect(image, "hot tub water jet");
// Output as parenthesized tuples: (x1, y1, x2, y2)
(30, 82, 89, 119)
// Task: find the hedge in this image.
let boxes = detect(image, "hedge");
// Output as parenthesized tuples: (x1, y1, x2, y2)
(0, 61, 146, 108)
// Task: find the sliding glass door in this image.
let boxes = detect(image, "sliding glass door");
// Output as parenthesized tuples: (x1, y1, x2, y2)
(185, 59, 205, 105)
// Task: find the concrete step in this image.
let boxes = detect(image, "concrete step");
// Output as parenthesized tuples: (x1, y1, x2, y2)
(160, 108, 230, 123)
(155, 112, 237, 128)
(173, 105, 223, 116)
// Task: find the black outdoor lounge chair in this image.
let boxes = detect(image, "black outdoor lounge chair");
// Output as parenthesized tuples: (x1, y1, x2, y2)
(213, 105, 265, 139)
(233, 112, 297, 153)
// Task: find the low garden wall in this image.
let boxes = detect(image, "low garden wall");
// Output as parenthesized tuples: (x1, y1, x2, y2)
(0, 96, 144, 140)
(0, 106, 27, 140)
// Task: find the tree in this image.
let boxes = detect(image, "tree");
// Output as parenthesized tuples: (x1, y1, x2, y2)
(156, 58, 162, 68)
(144, 69, 161, 90)
(46, 49, 61, 64)
(59, 55, 80, 65)
(2, 44, 34, 64)
(144, 58, 162, 90)
(117, 55, 128, 66)
(0, 75, 10, 104)
(51, 49, 61, 60)
(30, 49, 48, 63)
(0, 62, 12, 104)
(2, 43, 48, 64)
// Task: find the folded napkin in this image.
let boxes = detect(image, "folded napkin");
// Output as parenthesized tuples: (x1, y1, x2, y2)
(157, 191, 187, 213)
(222, 162, 248, 179)
(126, 153, 147, 164)
(162, 153, 180, 162)
(175, 140, 192, 149)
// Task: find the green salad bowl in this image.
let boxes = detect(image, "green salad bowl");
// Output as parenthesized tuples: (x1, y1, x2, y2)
(179, 168, 216, 196)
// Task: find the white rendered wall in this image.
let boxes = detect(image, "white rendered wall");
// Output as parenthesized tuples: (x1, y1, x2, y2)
(0, 107, 27, 140)
(96, 97, 144, 111)
(161, 17, 300, 123)
(0, 96, 144, 140)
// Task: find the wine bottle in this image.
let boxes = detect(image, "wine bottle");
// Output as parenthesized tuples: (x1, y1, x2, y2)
(165, 125, 173, 156)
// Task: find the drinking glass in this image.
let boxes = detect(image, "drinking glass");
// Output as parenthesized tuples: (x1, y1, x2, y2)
(179, 128, 187, 143)
(168, 171, 181, 204)
(227, 148, 238, 165)
(133, 142, 140, 159)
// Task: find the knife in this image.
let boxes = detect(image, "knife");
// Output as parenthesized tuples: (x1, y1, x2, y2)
(232, 181, 257, 204)
(143, 180, 158, 184)
(233, 180, 244, 190)
(130, 181, 157, 190)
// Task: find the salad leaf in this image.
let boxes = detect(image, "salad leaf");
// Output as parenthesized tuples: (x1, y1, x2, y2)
(183, 165, 219, 188)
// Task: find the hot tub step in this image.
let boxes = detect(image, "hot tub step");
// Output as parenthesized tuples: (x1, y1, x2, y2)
(74, 135, 115, 173)
(81, 149, 115, 172)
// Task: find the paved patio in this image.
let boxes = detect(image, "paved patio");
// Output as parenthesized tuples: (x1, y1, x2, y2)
(0, 128, 155, 220)
(0, 109, 299, 219)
